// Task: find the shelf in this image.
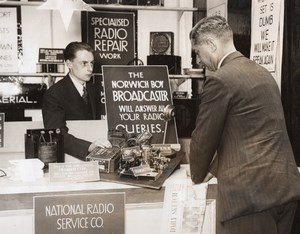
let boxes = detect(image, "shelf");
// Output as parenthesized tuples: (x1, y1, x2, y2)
(0, 73, 205, 79)
(0, 1, 197, 12)
(90, 4, 197, 12)
(0, 73, 66, 77)
(169, 74, 205, 79)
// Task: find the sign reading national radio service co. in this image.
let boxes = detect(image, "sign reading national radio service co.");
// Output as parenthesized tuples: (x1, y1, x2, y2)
(81, 11, 135, 73)
(34, 193, 125, 234)
(102, 65, 178, 144)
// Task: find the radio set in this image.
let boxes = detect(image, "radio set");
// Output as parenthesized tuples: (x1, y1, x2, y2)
(85, 127, 178, 180)
(86, 146, 121, 173)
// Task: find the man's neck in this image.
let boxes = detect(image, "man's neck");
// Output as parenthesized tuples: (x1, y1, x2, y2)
(69, 73, 85, 86)
(217, 42, 237, 69)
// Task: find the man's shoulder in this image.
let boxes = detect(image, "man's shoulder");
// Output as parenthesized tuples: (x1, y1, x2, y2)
(48, 75, 71, 90)
(44, 76, 73, 101)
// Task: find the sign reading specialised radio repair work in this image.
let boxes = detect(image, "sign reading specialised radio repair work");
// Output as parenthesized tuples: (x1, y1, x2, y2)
(81, 11, 136, 73)
(34, 193, 125, 234)
(102, 65, 178, 144)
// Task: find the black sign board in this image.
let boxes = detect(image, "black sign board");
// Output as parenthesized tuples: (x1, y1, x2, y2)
(81, 11, 136, 73)
(38, 48, 64, 63)
(102, 65, 178, 144)
(0, 83, 46, 109)
(34, 193, 125, 234)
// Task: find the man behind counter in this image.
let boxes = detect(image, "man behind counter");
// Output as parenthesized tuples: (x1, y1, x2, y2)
(42, 41, 111, 160)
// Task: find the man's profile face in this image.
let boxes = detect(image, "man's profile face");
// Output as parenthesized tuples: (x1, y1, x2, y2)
(67, 50, 94, 84)
(192, 39, 218, 72)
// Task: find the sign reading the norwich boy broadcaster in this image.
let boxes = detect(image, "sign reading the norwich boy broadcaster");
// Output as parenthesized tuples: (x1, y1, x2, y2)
(82, 11, 135, 73)
(250, 0, 280, 72)
(34, 193, 125, 234)
(102, 65, 178, 144)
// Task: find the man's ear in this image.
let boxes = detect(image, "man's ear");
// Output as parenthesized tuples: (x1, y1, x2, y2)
(66, 59, 72, 69)
(207, 38, 217, 52)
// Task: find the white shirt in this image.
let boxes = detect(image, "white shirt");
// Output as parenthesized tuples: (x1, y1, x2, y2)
(69, 74, 86, 96)
(217, 50, 236, 69)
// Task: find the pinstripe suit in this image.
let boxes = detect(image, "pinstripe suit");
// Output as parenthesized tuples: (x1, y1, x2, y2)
(189, 52, 300, 229)
(42, 74, 102, 160)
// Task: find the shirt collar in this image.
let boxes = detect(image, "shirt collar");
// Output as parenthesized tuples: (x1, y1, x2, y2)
(69, 73, 86, 96)
(217, 50, 236, 69)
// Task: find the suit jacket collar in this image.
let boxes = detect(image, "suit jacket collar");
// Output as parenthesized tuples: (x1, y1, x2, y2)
(64, 74, 79, 96)
(220, 51, 244, 67)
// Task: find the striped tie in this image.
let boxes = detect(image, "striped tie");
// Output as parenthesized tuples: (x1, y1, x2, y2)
(82, 86, 88, 104)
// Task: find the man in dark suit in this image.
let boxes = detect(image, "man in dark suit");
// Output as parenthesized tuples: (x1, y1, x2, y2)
(42, 42, 111, 160)
(188, 16, 300, 233)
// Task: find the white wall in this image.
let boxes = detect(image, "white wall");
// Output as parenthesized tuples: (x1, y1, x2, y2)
(19, 1, 193, 73)
(20, 7, 82, 74)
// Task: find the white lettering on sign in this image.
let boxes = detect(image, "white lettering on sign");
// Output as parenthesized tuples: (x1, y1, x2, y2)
(90, 17, 130, 27)
(34, 193, 125, 233)
(112, 90, 169, 102)
(250, 0, 280, 72)
(94, 39, 128, 52)
(0, 96, 35, 104)
(116, 123, 162, 134)
(112, 80, 149, 89)
(92, 16, 131, 61)
(44, 203, 115, 230)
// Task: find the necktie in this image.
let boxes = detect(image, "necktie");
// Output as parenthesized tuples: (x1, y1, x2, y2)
(82, 86, 88, 104)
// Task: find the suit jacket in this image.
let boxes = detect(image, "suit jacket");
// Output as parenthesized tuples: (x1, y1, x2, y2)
(42, 74, 102, 160)
(189, 52, 300, 222)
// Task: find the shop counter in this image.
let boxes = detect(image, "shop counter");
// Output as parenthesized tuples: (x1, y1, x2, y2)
(0, 154, 217, 234)
(0, 120, 216, 233)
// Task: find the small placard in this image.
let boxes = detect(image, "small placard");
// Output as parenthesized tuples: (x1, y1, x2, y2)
(173, 91, 188, 99)
(0, 113, 4, 147)
(34, 192, 125, 234)
(39, 48, 64, 63)
(49, 161, 100, 183)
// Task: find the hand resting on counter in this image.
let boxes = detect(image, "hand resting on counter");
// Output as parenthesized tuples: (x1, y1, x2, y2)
(88, 137, 112, 152)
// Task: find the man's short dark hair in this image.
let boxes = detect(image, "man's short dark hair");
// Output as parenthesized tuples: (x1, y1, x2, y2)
(190, 15, 233, 45)
(64, 41, 94, 61)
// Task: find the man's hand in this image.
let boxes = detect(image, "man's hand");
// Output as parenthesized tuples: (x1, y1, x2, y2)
(88, 138, 112, 152)
(186, 168, 214, 183)
(203, 172, 214, 182)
